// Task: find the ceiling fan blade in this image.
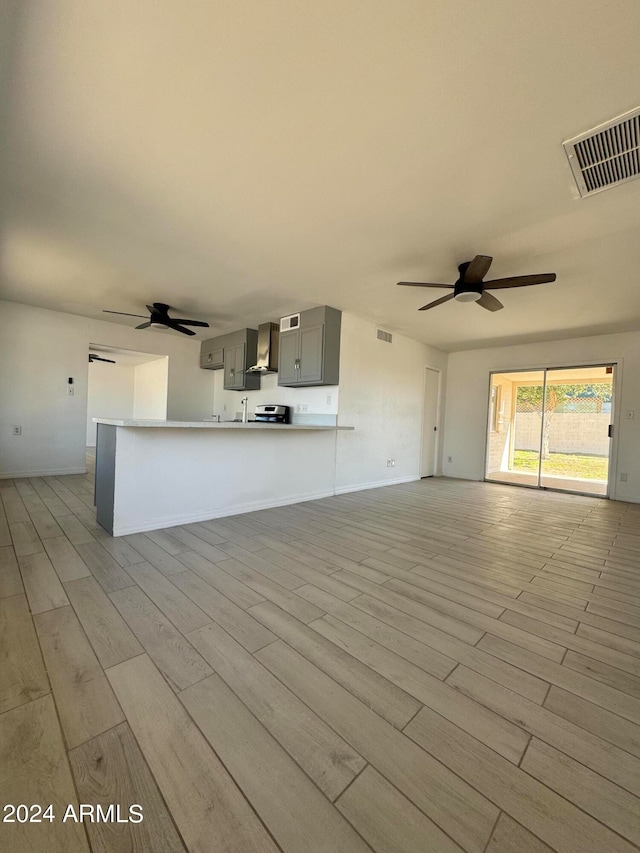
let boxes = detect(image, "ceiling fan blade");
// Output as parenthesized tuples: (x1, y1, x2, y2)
(477, 292, 503, 312)
(171, 319, 210, 327)
(168, 323, 196, 336)
(464, 255, 493, 284)
(484, 273, 556, 290)
(397, 282, 453, 289)
(103, 310, 148, 318)
(135, 321, 152, 329)
(419, 293, 455, 311)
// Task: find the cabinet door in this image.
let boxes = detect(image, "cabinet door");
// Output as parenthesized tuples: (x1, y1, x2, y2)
(223, 344, 246, 389)
(278, 331, 300, 385)
(298, 324, 324, 384)
(200, 347, 224, 369)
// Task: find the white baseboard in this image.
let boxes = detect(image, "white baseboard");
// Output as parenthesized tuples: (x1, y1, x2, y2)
(334, 475, 418, 495)
(0, 467, 87, 479)
(111, 488, 336, 536)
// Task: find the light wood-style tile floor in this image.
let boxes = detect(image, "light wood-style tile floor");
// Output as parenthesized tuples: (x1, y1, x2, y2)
(1, 456, 640, 852)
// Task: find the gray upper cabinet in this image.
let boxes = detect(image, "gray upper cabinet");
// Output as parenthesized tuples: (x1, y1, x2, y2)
(278, 306, 341, 387)
(298, 325, 324, 384)
(224, 343, 246, 390)
(200, 329, 260, 391)
(200, 343, 224, 369)
(278, 330, 299, 385)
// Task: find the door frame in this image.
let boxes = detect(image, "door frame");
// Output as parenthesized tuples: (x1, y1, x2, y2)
(420, 365, 443, 478)
(484, 360, 621, 499)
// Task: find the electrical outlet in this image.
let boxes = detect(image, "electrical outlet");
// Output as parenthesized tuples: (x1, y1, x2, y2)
(326, 395, 332, 405)
(301, 403, 309, 413)
(447, 456, 453, 463)
(620, 473, 628, 482)
(67, 386, 74, 396)
(12, 425, 21, 436)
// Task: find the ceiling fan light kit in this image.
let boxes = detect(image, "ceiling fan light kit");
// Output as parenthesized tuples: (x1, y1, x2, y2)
(398, 255, 556, 312)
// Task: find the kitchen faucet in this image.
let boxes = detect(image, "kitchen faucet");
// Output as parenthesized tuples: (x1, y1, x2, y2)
(241, 397, 249, 423)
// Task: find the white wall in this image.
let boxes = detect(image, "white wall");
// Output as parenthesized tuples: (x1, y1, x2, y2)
(85, 356, 169, 445)
(86, 361, 135, 446)
(335, 313, 448, 492)
(0, 300, 214, 477)
(212, 370, 339, 423)
(443, 331, 640, 502)
(133, 357, 169, 420)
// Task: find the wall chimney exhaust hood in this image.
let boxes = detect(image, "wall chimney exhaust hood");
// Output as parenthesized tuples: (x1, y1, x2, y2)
(246, 322, 279, 373)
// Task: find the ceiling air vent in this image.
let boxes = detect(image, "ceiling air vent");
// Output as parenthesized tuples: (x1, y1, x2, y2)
(377, 329, 392, 343)
(563, 107, 640, 198)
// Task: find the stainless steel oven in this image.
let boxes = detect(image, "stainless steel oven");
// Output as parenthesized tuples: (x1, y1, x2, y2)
(254, 404, 291, 424)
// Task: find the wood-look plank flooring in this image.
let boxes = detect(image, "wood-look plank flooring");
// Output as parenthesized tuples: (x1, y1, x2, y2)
(1, 455, 640, 852)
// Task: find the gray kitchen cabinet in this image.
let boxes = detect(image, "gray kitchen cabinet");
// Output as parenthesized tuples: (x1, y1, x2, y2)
(278, 331, 299, 385)
(278, 306, 341, 387)
(298, 325, 324, 383)
(223, 343, 248, 390)
(200, 345, 224, 369)
(201, 329, 260, 391)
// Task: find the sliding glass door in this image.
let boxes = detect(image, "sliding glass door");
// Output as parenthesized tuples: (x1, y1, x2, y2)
(486, 365, 614, 496)
(486, 370, 545, 489)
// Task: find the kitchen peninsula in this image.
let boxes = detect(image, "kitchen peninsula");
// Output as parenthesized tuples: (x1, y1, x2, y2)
(94, 419, 354, 536)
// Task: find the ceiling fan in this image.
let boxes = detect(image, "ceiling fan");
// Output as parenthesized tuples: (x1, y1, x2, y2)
(102, 302, 210, 336)
(398, 255, 556, 311)
(89, 353, 116, 363)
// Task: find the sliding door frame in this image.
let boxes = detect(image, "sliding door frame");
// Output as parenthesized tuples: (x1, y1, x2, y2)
(484, 360, 621, 499)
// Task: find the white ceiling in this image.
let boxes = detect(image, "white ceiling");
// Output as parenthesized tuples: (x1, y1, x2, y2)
(1, 0, 640, 352)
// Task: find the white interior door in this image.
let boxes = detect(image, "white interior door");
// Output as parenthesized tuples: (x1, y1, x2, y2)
(421, 368, 440, 477)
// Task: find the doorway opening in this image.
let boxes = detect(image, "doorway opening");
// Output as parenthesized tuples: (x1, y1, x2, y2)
(485, 364, 615, 497)
(86, 345, 169, 447)
(421, 367, 441, 478)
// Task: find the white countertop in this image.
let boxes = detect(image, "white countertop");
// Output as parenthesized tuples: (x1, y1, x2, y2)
(94, 418, 353, 431)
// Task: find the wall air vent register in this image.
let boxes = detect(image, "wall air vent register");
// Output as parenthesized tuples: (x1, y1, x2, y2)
(280, 313, 300, 332)
(563, 107, 640, 198)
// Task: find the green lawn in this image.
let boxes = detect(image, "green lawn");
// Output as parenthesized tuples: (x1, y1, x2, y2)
(512, 450, 608, 480)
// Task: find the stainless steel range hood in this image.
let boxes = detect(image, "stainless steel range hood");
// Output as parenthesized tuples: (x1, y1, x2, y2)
(246, 322, 279, 373)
